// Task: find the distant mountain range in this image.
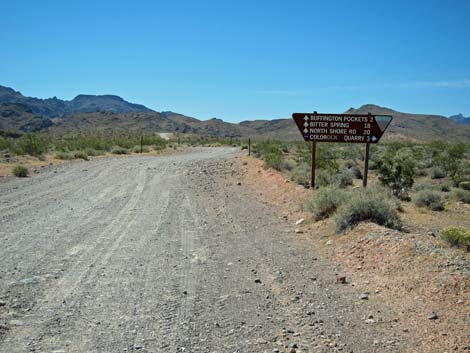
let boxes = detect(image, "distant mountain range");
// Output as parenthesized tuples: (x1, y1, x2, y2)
(0, 85, 153, 117)
(1, 84, 470, 142)
(449, 114, 470, 125)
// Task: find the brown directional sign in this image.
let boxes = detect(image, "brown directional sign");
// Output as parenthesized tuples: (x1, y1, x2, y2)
(292, 113, 393, 143)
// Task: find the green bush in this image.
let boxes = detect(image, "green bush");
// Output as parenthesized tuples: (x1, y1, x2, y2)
(350, 166, 363, 179)
(440, 227, 470, 252)
(17, 134, 48, 156)
(412, 183, 433, 192)
(452, 188, 470, 204)
(376, 147, 416, 196)
(316, 169, 334, 187)
(291, 163, 310, 186)
(368, 160, 378, 170)
(332, 170, 354, 188)
(452, 160, 470, 186)
(73, 151, 89, 160)
(13, 165, 29, 177)
(55, 151, 73, 160)
(335, 187, 402, 232)
(110, 146, 129, 155)
(414, 190, 445, 211)
(440, 183, 451, 192)
(132, 145, 150, 153)
(459, 181, 470, 191)
(430, 167, 446, 179)
(415, 168, 428, 177)
(304, 186, 348, 221)
(343, 160, 356, 169)
(83, 148, 104, 156)
(263, 152, 283, 171)
(434, 142, 468, 181)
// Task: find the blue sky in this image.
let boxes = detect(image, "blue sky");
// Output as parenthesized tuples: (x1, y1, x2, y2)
(1, 0, 469, 122)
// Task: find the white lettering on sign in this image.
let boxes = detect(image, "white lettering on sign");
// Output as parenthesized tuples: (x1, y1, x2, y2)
(310, 128, 328, 133)
(344, 135, 365, 142)
(329, 128, 348, 134)
(310, 134, 338, 141)
(330, 122, 349, 128)
(309, 121, 328, 127)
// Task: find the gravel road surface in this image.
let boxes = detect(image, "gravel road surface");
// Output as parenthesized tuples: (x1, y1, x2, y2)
(0, 148, 406, 352)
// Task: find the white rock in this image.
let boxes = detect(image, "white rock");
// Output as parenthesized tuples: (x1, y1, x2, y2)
(295, 218, 305, 225)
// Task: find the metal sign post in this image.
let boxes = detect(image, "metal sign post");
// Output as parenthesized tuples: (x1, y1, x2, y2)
(292, 112, 392, 188)
(311, 141, 316, 188)
(363, 143, 370, 187)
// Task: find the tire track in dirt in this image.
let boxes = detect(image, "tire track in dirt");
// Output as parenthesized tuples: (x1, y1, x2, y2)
(0, 148, 410, 352)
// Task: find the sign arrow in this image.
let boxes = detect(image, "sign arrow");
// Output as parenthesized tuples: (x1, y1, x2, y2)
(304, 115, 309, 121)
(304, 122, 309, 127)
(303, 128, 309, 134)
(371, 136, 377, 142)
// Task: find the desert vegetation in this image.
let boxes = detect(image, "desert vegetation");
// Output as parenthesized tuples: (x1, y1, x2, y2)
(251, 139, 470, 233)
(0, 132, 170, 162)
(12, 164, 29, 177)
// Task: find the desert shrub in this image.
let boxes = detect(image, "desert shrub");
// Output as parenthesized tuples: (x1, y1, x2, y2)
(291, 163, 310, 186)
(0, 136, 13, 152)
(304, 186, 348, 221)
(434, 142, 467, 179)
(132, 145, 150, 153)
(350, 165, 363, 179)
(412, 182, 434, 192)
(417, 159, 433, 169)
(316, 169, 334, 187)
(452, 188, 470, 204)
(55, 151, 73, 160)
(13, 165, 29, 177)
(368, 160, 378, 170)
(332, 170, 353, 188)
(253, 140, 282, 158)
(440, 183, 451, 192)
(415, 168, 428, 177)
(335, 187, 402, 232)
(430, 166, 446, 179)
(343, 160, 356, 169)
(452, 161, 470, 186)
(110, 146, 129, 155)
(440, 227, 470, 252)
(73, 151, 89, 161)
(279, 159, 295, 171)
(17, 134, 48, 156)
(376, 147, 416, 195)
(459, 181, 470, 191)
(83, 148, 104, 156)
(262, 152, 283, 171)
(414, 190, 445, 211)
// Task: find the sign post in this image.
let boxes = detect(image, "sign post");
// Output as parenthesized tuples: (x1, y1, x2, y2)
(363, 143, 370, 187)
(292, 112, 392, 188)
(311, 141, 316, 188)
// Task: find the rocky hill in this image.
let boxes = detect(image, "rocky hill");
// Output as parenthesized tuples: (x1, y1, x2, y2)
(1, 84, 469, 142)
(449, 113, 470, 125)
(0, 85, 153, 117)
(346, 104, 470, 142)
(0, 103, 53, 133)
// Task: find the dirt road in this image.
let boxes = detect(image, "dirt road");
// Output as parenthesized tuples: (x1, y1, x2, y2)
(0, 148, 407, 353)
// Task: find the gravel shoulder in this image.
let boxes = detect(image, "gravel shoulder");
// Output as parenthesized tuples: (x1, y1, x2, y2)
(1, 147, 410, 352)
